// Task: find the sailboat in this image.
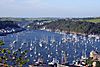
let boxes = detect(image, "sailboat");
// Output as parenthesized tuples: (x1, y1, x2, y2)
(30, 40, 33, 47)
(34, 47, 37, 55)
(42, 36, 48, 44)
(30, 47, 33, 51)
(30, 54, 33, 57)
(61, 34, 68, 43)
(30, 40, 33, 51)
(61, 51, 68, 65)
(48, 58, 59, 65)
(12, 34, 19, 44)
(12, 40, 17, 44)
(35, 57, 44, 65)
(20, 41, 26, 49)
(39, 41, 43, 47)
(50, 36, 56, 43)
(81, 50, 87, 60)
(81, 43, 88, 60)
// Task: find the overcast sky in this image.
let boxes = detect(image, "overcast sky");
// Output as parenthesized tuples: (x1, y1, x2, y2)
(0, 0, 100, 18)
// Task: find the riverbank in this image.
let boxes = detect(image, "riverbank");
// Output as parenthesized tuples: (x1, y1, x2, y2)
(0, 28, 26, 36)
(39, 28, 100, 39)
(0, 20, 26, 36)
(26, 19, 100, 36)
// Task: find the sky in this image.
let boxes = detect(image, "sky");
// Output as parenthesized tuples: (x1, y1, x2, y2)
(0, 0, 100, 18)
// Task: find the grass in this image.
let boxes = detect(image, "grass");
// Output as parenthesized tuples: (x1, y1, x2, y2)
(82, 19, 100, 23)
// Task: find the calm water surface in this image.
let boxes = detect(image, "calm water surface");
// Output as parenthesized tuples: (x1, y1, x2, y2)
(0, 30, 100, 65)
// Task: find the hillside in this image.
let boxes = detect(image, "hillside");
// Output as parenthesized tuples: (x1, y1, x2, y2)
(47, 19, 100, 34)
(0, 21, 25, 36)
(79, 17, 100, 23)
(27, 19, 100, 35)
(82, 19, 100, 23)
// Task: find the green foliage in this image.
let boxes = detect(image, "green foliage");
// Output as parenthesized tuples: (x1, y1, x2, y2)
(86, 57, 93, 65)
(86, 58, 100, 67)
(0, 40, 4, 46)
(82, 19, 100, 23)
(26, 19, 99, 34)
(45, 19, 100, 34)
(27, 18, 100, 34)
(96, 61, 100, 67)
(0, 40, 29, 67)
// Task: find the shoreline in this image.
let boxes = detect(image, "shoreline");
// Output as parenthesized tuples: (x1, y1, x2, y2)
(0, 28, 100, 39)
(40, 28, 100, 38)
(0, 29, 26, 36)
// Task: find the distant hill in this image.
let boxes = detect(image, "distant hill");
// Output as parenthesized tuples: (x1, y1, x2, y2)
(46, 19, 100, 35)
(27, 19, 100, 35)
(0, 21, 25, 36)
(0, 17, 100, 35)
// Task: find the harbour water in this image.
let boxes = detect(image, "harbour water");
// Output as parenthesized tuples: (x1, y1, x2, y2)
(0, 30, 100, 65)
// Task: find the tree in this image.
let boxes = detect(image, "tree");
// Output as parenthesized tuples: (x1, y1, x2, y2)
(0, 40, 29, 67)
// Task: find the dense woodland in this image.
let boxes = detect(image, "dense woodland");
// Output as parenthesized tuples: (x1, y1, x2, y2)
(45, 19, 100, 34)
(0, 17, 100, 35)
(0, 21, 25, 35)
(0, 21, 20, 29)
(27, 19, 100, 35)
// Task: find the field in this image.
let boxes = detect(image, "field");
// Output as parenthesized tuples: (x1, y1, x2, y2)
(82, 19, 100, 23)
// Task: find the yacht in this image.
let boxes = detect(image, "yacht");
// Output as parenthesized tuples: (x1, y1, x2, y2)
(48, 58, 59, 65)
(34, 47, 37, 55)
(30, 40, 33, 47)
(35, 57, 44, 65)
(30, 47, 33, 51)
(39, 41, 43, 47)
(61, 51, 67, 65)
(81, 49, 87, 60)
(61, 34, 68, 43)
(50, 36, 56, 43)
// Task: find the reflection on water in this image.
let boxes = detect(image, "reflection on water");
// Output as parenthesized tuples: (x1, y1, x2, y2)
(0, 30, 100, 64)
